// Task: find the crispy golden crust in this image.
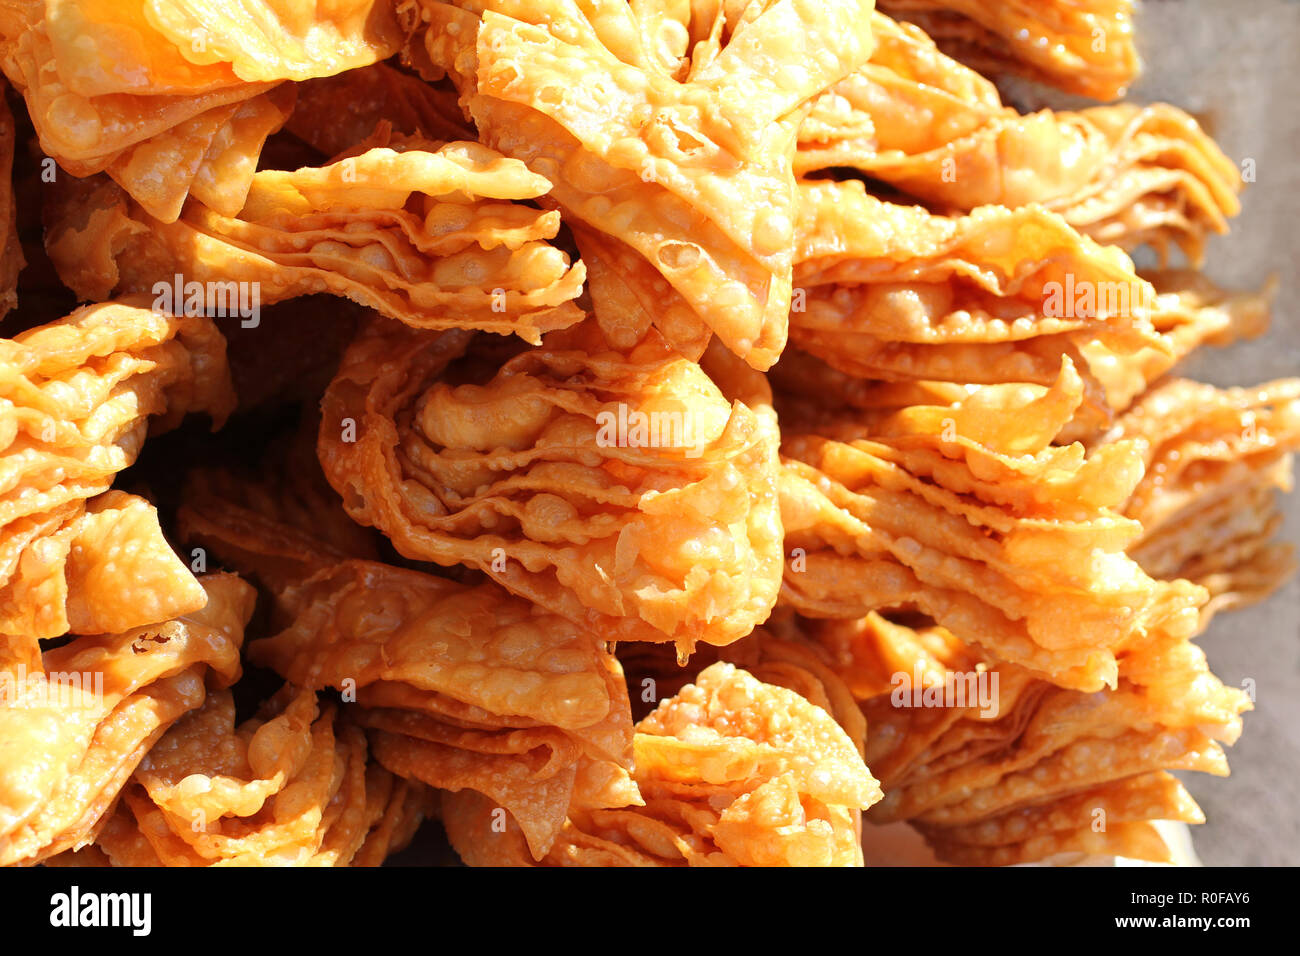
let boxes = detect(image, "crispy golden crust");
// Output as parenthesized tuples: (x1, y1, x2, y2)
(790, 610, 1248, 865)
(443, 662, 881, 867)
(799, 13, 1238, 264)
(770, 269, 1274, 446)
(618, 625, 867, 757)
(0, 299, 233, 654)
(94, 683, 435, 867)
(318, 316, 784, 654)
(876, 0, 1139, 100)
(792, 178, 1162, 411)
(0, 574, 253, 866)
(177, 479, 636, 861)
(1102, 377, 1300, 619)
(410, 0, 878, 369)
(44, 135, 586, 340)
(779, 358, 1206, 691)
(0, 0, 400, 220)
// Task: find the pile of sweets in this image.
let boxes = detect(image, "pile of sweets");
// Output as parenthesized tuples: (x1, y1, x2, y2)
(0, 0, 1293, 867)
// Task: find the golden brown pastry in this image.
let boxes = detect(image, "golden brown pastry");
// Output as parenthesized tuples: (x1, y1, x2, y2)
(0, 0, 403, 220)
(177, 487, 636, 862)
(0, 298, 233, 662)
(1102, 376, 1300, 620)
(778, 359, 1205, 692)
(792, 177, 1162, 411)
(317, 316, 784, 655)
(442, 661, 882, 866)
(92, 684, 434, 866)
(794, 610, 1247, 865)
(408, 0, 879, 369)
(0, 573, 253, 866)
(876, 0, 1139, 100)
(799, 13, 1239, 263)
(44, 132, 586, 339)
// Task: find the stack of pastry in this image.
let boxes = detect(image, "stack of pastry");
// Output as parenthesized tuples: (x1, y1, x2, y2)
(0, 0, 1292, 867)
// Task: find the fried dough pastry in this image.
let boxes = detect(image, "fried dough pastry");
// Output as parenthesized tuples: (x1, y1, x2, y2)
(0, 299, 234, 658)
(318, 317, 783, 654)
(0, 0, 402, 221)
(792, 178, 1162, 408)
(617, 625, 866, 756)
(43, 134, 586, 340)
(442, 661, 882, 866)
(92, 685, 434, 866)
(772, 269, 1273, 446)
(176, 489, 637, 861)
(0, 491, 207, 660)
(0, 0, 1290, 872)
(253, 559, 639, 855)
(799, 14, 1239, 262)
(287, 62, 473, 158)
(1100, 377, 1300, 618)
(1073, 270, 1273, 431)
(0, 573, 252, 866)
(409, 0, 877, 369)
(779, 358, 1206, 692)
(796, 610, 1248, 864)
(770, 346, 971, 438)
(137, 1, 403, 83)
(876, 0, 1139, 100)
(357, 657, 636, 863)
(915, 773, 1199, 866)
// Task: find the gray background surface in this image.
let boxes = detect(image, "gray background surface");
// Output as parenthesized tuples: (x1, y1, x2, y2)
(1099, 0, 1298, 866)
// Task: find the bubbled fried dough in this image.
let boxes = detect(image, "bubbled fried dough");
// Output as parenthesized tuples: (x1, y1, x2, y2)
(410, 0, 879, 369)
(94, 683, 435, 867)
(1101, 377, 1300, 620)
(779, 359, 1206, 692)
(442, 662, 881, 867)
(177, 483, 636, 861)
(317, 316, 784, 655)
(875, 0, 1139, 100)
(0, 299, 234, 657)
(44, 134, 586, 340)
(791, 178, 1163, 406)
(0, 0, 1294, 869)
(0, 574, 253, 866)
(0, 0, 402, 220)
(789, 612, 1246, 865)
(799, 13, 1239, 263)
